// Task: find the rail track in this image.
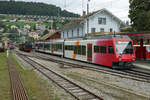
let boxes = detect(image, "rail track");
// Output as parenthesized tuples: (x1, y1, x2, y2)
(8, 57, 29, 100)
(15, 50, 150, 83)
(16, 53, 103, 100)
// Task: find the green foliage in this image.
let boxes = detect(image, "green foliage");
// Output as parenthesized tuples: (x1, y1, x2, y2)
(7, 33, 18, 42)
(0, 1, 80, 17)
(129, 0, 150, 31)
(0, 33, 3, 40)
(42, 30, 49, 36)
(0, 22, 5, 27)
(121, 26, 133, 32)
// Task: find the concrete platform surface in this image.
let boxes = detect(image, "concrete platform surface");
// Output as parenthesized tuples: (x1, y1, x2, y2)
(133, 60, 150, 70)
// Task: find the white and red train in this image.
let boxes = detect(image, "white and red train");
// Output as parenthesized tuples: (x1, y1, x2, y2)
(35, 35, 136, 69)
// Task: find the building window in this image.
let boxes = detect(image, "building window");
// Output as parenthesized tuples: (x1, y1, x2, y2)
(67, 31, 69, 38)
(91, 28, 96, 33)
(77, 28, 79, 37)
(98, 18, 106, 25)
(110, 28, 113, 32)
(82, 27, 83, 36)
(72, 30, 73, 37)
(63, 32, 64, 38)
(100, 28, 104, 32)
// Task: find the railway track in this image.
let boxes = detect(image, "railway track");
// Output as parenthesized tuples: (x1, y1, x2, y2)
(15, 50, 150, 83)
(8, 57, 29, 100)
(123, 69, 150, 80)
(17, 53, 103, 100)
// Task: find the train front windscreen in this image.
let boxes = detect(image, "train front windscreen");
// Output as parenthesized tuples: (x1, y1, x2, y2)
(115, 41, 134, 54)
(25, 43, 32, 48)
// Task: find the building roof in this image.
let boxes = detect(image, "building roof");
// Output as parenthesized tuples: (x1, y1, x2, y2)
(61, 8, 126, 30)
(40, 31, 60, 41)
(61, 18, 83, 30)
(85, 32, 125, 37)
(1, 37, 9, 41)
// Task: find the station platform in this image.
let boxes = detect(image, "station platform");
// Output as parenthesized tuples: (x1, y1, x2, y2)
(133, 60, 150, 70)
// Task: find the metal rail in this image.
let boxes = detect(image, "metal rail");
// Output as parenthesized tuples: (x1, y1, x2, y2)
(15, 50, 150, 83)
(8, 57, 29, 100)
(17, 54, 103, 100)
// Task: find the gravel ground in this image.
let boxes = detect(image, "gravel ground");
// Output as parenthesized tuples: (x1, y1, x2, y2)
(14, 51, 150, 100)
(31, 57, 150, 100)
(14, 53, 76, 100)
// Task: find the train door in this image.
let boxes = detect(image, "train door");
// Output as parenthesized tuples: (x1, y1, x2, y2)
(51, 44, 54, 54)
(87, 43, 92, 61)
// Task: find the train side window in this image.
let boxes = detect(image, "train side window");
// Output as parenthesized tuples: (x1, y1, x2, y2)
(74, 46, 78, 54)
(70, 45, 73, 50)
(100, 46, 106, 53)
(65, 45, 74, 51)
(65, 45, 68, 50)
(94, 46, 99, 53)
(82, 46, 86, 55)
(108, 46, 114, 54)
(78, 45, 81, 55)
(60, 44, 62, 50)
(49, 44, 51, 50)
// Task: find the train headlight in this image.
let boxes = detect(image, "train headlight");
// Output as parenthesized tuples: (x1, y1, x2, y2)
(119, 57, 122, 61)
(118, 56, 122, 61)
(132, 58, 135, 61)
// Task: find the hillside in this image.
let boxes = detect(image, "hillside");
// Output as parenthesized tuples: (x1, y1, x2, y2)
(0, 1, 80, 17)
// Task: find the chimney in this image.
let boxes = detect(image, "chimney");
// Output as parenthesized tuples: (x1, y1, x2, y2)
(82, 11, 86, 16)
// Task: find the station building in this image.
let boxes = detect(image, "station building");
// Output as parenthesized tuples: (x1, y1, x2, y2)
(60, 8, 126, 39)
(40, 8, 150, 60)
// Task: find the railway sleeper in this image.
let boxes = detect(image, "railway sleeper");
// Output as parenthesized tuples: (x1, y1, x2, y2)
(67, 87, 80, 90)
(63, 85, 77, 88)
(74, 92, 89, 96)
(77, 93, 95, 100)
(70, 89, 85, 93)
(58, 81, 70, 85)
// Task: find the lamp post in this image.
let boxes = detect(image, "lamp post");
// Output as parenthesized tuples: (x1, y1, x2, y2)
(87, 0, 90, 34)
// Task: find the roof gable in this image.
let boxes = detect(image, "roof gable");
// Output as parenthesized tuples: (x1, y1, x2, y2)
(61, 8, 126, 30)
(84, 8, 126, 26)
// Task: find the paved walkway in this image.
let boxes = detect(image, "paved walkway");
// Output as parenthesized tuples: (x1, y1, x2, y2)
(133, 60, 150, 70)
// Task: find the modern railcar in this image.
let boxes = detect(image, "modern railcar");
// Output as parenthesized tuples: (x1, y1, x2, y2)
(35, 35, 136, 69)
(35, 39, 64, 56)
(64, 35, 136, 69)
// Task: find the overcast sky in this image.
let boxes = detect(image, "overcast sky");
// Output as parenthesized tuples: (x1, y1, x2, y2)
(15, 0, 130, 21)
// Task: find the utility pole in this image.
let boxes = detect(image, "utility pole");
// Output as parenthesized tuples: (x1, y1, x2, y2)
(87, 0, 90, 34)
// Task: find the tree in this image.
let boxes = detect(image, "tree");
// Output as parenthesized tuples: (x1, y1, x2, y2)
(129, 0, 150, 31)
(42, 29, 49, 36)
(0, 33, 3, 40)
(0, 1, 80, 17)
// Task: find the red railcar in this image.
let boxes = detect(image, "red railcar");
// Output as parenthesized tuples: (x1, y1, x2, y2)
(64, 35, 136, 69)
(19, 42, 32, 52)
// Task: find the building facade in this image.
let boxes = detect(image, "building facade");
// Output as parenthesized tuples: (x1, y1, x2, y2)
(28, 32, 39, 39)
(61, 8, 126, 39)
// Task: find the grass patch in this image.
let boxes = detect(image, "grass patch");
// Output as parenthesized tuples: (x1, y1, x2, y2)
(9, 53, 61, 100)
(0, 53, 11, 100)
